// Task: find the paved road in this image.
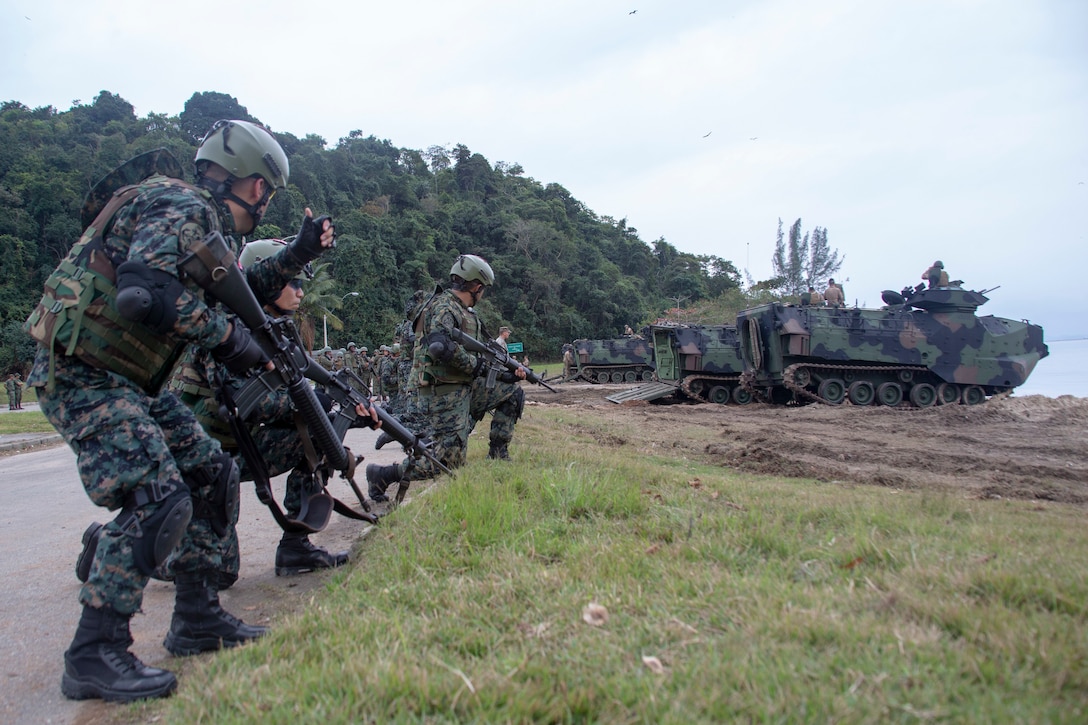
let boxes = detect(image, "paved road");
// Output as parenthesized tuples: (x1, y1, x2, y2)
(0, 425, 402, 725)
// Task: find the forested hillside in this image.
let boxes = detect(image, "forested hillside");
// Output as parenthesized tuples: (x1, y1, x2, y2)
(0, 90, 747, 372)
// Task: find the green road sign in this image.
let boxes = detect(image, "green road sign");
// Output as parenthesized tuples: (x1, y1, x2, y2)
(507, 342, 524, 354)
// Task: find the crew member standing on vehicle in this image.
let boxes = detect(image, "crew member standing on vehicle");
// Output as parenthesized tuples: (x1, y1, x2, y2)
(23, 120, 334, 703)
(824, 279, 845, 308)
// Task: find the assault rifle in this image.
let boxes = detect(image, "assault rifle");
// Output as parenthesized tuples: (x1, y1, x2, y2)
(179, 232, 447, 529)
(448, 328, 558, 393)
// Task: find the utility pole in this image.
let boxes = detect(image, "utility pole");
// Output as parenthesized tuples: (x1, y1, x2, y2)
(324, 292, 359, 349)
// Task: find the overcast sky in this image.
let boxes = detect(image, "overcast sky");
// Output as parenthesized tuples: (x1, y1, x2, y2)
(3, 0, 1086, 338)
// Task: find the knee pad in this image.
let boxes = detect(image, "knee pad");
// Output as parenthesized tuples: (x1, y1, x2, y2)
(497, 386, 525, 422)
(185, 452, 240, 537)
(115, 482, 193, 576)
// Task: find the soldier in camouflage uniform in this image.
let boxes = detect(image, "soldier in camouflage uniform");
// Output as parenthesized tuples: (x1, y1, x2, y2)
(5, 373, 20, 410)
(365, 255, 525, 501)
(381, 343, 402, 410)
(22, 121, 335, 703)
(13, 370, 23, 409)
(374, 290, 427, 451)
(469, 346, 526, 461)
(170, 239, 352, 582)
(373, 345, 391, 400)
(345, 342, 360, 374)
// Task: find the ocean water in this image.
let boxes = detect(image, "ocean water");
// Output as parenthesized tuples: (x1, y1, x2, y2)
(1012, 338, 1088, 398)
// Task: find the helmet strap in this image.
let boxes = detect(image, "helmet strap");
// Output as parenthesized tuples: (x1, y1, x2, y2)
(197, 174, 270, 227)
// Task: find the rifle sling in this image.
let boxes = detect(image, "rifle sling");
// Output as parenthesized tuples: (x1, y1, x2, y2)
(217, 376, 375, 532)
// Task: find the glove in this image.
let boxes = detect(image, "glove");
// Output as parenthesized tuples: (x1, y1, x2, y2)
(287, 214, 333, 265)
(497, 370, 520, 384)
(211, 323, 269, 376)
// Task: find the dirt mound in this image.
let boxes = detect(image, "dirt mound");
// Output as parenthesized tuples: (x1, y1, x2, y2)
(525, 384, 1088, 505)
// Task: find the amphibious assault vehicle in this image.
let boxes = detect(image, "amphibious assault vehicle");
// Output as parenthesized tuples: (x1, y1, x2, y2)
(605, 324, 751, 405)
(651, 324, 752, 404)
(572, 336, 655, 383)
(737, 284, 1048, 406)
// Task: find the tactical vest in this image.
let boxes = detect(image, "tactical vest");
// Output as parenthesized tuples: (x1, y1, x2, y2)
(24, 176, 220, 394)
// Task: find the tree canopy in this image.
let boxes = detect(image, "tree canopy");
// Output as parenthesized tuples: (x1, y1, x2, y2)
(771, 217, 843, 296)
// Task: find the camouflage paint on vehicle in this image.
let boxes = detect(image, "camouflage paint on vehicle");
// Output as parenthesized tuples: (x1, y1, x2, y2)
(650, 324, 751, 404)
(737, 285, 1048, 407)
(573, 336, 655, 384)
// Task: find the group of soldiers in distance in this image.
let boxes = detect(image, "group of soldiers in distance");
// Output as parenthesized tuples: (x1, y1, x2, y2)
(5, 372, 25, 409)
(314, 341, 403, 402)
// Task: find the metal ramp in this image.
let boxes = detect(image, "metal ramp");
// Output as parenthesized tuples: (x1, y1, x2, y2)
(605, 381, 679, 404)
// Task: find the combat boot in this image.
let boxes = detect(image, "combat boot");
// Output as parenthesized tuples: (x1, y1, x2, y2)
(487, 442, 510, 460)
(373, 431, 395, 450)
(216, 569, 238, 590)
(163, 572, 268, 656)
(275, 531, 349, 576)
(366, 463, 401, 503)
(61, 605, 177, 702)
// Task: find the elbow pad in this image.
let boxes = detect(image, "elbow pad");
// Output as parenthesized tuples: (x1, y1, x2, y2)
(424, 330, 456, 363)
(115, 261, 187, 334)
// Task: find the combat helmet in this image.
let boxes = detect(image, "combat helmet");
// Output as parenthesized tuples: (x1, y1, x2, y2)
(195, 120, 289, 191)
(239, 239, 313, 281)
(450, 254, 494, 286)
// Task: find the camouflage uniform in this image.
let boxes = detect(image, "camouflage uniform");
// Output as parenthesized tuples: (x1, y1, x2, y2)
(469, 375, 524, 459)
(395, 288, 480, 481)
(380, 349, 402, 412)
(25, 179, 239, 616)
(371, 349, 387, 399)
(356, 350, 372, 389)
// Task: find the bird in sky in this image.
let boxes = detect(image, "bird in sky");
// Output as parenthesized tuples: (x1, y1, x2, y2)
(629, 10, 638, 15)
(749, 137, 758, 140)
(702, 131, 712, 138)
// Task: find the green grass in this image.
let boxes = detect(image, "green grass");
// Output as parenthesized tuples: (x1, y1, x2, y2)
(138, 407, 1086, 723)
(0, 409, 53, 434)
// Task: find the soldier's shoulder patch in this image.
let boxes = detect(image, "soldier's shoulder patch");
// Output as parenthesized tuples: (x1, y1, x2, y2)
(178, 221, 205, 250)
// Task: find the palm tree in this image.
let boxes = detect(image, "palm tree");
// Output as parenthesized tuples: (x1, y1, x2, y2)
(298, 260, 344, 352)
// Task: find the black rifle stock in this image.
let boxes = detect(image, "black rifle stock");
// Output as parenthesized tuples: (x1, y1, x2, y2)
(448, 328, 557, 392)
